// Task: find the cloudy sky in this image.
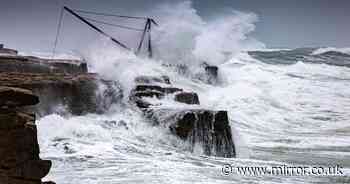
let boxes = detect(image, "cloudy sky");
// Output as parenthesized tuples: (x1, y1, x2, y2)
(0, 0, 349, 53)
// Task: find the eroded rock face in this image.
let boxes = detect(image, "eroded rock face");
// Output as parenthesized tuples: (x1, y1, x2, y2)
(0, 87, 39, 107)
(130, 78, 183, 109)
(0, 52, 122, 116)
(0, 86, 52, 183)
(0, 73, 123, 116)
(130, 75, 236, 157)
(146, 108, 235, 157)
(174, 92, 200, 105)
(204, 65, 218, 84)
(0, 55, 86, 74)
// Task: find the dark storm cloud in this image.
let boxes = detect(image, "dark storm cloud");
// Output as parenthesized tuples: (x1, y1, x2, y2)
(0, 0, 349, 52)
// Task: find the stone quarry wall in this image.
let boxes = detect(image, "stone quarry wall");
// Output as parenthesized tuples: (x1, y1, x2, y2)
(0, 72, 122, 116)
(0, 55, 87, 74)
(0, 87, 52, 184)
(0, 53, 122, 116)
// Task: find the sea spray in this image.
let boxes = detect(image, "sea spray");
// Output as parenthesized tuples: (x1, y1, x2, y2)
(36, 1, 350, 183)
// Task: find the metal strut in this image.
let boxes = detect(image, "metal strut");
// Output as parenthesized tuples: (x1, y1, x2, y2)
(136, 18, 157, 57)
(52, 7, 64, 58)
(63, 6, 131, 51)
(147, 19, 153, 58)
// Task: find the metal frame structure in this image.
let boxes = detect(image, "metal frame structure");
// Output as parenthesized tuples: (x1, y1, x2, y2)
(53, 6, 158, 58)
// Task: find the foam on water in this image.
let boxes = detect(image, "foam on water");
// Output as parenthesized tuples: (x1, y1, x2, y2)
(36, 1, 350, 183)
(312, 47, 350, 55)
(37, 54, 350, 183)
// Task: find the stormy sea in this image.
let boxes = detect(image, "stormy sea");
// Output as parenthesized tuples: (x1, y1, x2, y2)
(35, 2, 350, 184)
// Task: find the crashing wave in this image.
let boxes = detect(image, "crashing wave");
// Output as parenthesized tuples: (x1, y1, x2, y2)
(311, 47, 350, 55)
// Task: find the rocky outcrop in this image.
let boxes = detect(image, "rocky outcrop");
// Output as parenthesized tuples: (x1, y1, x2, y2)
(174, 92, 200, 105)
(0, 72, 122, 116)
(146, 108, 235, 157)
(204, 65, 218, 84)
(0, 86, 52, 183)
(0, 44, 18, 56)
(0, 55, 87, 74)
(0, 87, 39, 107)
(0, 50, 122, 116)
(162, 63, 220, 84)
(130, 75, 235, 157)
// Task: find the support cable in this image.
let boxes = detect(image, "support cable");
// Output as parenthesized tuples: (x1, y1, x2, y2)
(73, 9, 148, 20)
(52, 7, 64, 58)
(81, 16, 144, 31)
(64, 6, 131, 51)
(54, 6, 157, 57)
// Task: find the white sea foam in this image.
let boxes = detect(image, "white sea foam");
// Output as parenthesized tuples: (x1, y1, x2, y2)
(19, 51, 82, 60)
(36, 1, 350, 183)
(312, 47, 350, 55)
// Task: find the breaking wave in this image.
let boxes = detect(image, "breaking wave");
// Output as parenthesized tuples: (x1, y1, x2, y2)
(36, 1, 350, 183)
(312, 47, 350, 55)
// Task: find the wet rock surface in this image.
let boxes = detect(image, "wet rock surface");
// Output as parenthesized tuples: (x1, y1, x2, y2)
(0, 55, 87, 74)
(0, 72, 122, 116)
(0, 51, 122, 116)
(0, 86, 52, 184)
(0, 87, 39, 107)
(130, 75, 236, 157)
(147, 108, 235, 157)
(174, 92, 200, 105)
(204, 65, 218, 84)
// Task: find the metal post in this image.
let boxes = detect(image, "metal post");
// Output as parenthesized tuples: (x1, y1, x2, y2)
(147, 19, 153, 58)
(137, 20, 149, 54)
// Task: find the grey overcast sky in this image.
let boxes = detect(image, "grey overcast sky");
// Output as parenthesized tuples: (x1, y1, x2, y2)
(0, 0, 349, 53)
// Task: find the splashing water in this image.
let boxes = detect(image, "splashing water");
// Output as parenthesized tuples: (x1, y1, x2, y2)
(37, 1, 350, 183)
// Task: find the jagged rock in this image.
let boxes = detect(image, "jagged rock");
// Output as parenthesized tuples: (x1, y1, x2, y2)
(0, 86, 39, 107)
(135, 85, 182, 94)
(130, 75, 235, 157)
(135, 75, 171, 84)
(163, 87, 183, 94)
(0, 87, 52, 183)
(145, 108, 235, 157)
(9, 160, 52, 180)
(131, 82, 184, 108)
(174, 92, 200, 105)
(42, 182, 56, 184)
(204, 64, 218, 84)
(134, 98, 153, 109)
(132, 84, 199, 106)
(134, 90, 164, 99)
(205, 65, 218, 78)
(0, 73, 122, 116)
